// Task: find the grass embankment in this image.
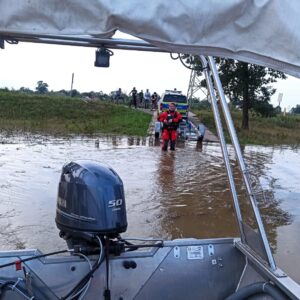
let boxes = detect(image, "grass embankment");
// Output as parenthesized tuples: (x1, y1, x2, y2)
(194, 109, 300, 145)
(0, 91, 151, 136)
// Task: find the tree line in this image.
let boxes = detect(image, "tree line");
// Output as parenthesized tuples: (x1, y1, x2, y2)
(1, 80, 110, 100)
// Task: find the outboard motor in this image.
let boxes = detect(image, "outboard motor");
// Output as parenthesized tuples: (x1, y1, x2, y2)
(55, 160, 127, 249)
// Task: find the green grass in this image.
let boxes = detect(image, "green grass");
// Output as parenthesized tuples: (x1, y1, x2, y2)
(0, 91, 151, 136)
(194, 108, 300, 145)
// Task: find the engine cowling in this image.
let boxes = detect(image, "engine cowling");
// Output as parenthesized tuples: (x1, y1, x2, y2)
(55, 160, 127, 246)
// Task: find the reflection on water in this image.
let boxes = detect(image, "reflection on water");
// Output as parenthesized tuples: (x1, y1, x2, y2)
(154, 145, 239, 240)
(232, 148, 292, 252)
(0, 134, 299, 282)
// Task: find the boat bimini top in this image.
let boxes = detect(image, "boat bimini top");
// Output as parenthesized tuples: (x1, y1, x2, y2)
(1, 0, 300, 77)
(1, 1, 300, 299)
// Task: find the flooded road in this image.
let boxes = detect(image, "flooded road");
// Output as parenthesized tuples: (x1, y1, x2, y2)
(0, 134, 299, 283)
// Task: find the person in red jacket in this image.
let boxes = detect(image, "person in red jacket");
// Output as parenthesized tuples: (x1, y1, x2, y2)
(158, 102, 182, 151)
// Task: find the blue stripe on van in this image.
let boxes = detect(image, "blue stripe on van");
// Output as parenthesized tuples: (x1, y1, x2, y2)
(162, 103, 188, 110)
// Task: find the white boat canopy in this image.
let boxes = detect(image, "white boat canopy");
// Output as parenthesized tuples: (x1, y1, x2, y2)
(1, 0, 300, 77)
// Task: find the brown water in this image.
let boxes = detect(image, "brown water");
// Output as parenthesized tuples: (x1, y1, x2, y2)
(0, 134, 299, 283)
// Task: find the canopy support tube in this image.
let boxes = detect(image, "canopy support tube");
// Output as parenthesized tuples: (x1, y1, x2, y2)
(207, 56, 276, 271)
(200, 56, 245, 243)
(0, 34, 169, 53)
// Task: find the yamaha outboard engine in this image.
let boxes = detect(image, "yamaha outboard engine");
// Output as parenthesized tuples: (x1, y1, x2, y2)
(55, 160, 127, 249)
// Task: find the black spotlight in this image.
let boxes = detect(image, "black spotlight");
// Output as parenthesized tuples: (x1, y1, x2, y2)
(94, 48, 113, 68)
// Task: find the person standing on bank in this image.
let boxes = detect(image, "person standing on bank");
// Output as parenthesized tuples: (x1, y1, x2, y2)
(151, 92, 158, 110)
(138, 90, 144, 107)
(158, 102, 182, 151)
(144, 89, 151, 109)
(129, 87, 138, 108)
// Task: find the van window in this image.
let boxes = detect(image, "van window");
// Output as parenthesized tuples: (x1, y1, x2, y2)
(163, 94, 187, 103)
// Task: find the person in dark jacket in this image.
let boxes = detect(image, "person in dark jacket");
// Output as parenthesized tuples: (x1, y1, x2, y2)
(151, 92, 158, 110)
(129, 87, 137, 108)
(158, 102, 182, 151)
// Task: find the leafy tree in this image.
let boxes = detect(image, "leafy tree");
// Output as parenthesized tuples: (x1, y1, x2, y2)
(190, 98, 210, 110)
(0, 87, 9, 92)
(82, 91, 95, 99)
(36, 80, 49, 94)
(252, 101, 276, 117)
(291, 105, 300, 114)
(56, 89, 70, 96)
(189, 57, 287, 129)
(215, 60, 286, 128)
(70, 89, 80, 97)
(19, 87, 33, 93)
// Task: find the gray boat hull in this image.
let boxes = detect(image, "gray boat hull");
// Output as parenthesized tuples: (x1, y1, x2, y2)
(0, 237, 299, 299)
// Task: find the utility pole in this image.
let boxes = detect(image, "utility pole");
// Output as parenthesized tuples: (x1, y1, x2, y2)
(277, 93, 283, 107)
(186, 69, 207, 106)
(70, 72, 74, 96)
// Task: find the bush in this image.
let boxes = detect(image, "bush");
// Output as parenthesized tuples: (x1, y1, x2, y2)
(252, 101, 276, 117)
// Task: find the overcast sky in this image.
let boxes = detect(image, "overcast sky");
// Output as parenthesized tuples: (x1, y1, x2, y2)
(1, 36, 300, 110)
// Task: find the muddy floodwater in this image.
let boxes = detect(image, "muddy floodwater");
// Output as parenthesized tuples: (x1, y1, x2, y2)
(0, 134, 299, 283)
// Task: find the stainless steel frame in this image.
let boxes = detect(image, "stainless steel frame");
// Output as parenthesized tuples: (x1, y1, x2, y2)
(206, 56, 276, 271)
(199, 54, 277, 272)
(200, 56, 245, 242)
(0, 33, 168, 52)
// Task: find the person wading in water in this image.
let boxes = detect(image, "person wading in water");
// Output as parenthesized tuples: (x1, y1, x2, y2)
(158, 102, 182, 151)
